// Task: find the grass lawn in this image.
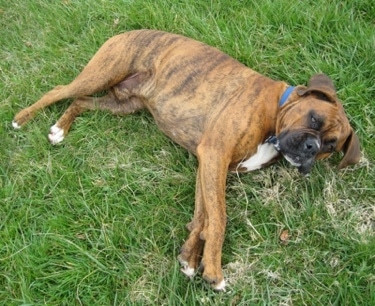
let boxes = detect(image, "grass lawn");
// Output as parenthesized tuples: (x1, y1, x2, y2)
(1, 0, 374, 305)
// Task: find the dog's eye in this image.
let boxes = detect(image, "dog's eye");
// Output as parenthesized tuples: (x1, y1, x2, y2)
(323, 138, 337, 152)
(309, 112, 323, 130)
(311, 116, 319, 129)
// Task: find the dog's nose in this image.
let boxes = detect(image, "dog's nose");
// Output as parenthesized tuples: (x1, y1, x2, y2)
(304, 137, 320, 156)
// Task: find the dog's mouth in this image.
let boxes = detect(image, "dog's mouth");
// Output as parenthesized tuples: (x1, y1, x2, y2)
(267, 132, 321, 175)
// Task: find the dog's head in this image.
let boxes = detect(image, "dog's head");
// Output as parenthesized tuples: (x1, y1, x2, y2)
(273, 74, 360, 175)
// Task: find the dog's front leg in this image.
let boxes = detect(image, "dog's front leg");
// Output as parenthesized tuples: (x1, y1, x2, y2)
(196, 147, 229, 290)
(178, 171, 206, 277)
(178, 146, 228, 290)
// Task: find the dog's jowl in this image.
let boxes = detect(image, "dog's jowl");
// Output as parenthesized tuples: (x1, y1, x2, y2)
(13, 30, 360, 290)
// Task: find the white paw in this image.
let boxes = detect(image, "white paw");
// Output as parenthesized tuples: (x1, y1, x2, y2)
(48, 124, 65, 145)
(181, 265, 196, 278)
(212, 279, 226, 291)
(179, 258, 196, 278)
(12, 121, 21, 129)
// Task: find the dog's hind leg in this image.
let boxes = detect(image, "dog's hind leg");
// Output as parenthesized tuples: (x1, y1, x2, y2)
(48, 72, 149, 144)
(48, 89, 145, 144)
(12, 34, 141, 129)
(12, 85, 72, 128)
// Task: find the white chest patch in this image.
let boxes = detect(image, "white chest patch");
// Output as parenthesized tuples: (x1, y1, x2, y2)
(239, 143, 279, 172)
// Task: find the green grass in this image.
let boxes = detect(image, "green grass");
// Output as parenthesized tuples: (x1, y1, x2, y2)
(1, 0, 374, 305)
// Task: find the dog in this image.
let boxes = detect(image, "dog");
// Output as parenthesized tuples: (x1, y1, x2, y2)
(12, 29, 361, 290)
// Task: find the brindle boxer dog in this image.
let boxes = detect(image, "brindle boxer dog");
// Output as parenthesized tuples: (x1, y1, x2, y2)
(12, 29, 361, 290)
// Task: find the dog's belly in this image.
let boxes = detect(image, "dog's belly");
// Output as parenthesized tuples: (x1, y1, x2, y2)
(148, 106, 206, 153)
(238, 143, 279, 171)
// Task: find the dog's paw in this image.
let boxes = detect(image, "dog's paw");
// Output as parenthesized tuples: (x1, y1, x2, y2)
(12, 121, 21, 129)
(48, 124, 65, 145)
(212, 279, 226, 291)
(202, 267, 227, 291)
(178, 256, 196, 278)
(181, 264, 196, 278)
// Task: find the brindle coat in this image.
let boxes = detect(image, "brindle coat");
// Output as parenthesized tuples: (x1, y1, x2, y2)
(13, 30, 360, 290)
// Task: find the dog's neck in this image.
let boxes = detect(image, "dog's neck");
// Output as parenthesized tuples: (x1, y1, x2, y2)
(279, 86, 295, 107)
(265, 86, 296, 147)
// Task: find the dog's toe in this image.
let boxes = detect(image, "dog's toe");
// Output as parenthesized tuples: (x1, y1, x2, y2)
(202, 267, 226, 291)
(212, 279, 226, 291)
(48, 124, 65, 144)
(181, 265, 196, 278)
(12, 121, 21, 129)
(178, 255, 196, 278)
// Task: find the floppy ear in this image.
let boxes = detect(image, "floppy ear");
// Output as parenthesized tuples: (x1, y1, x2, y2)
(338, 129, 361, 169)
(296, 73, 338, 103)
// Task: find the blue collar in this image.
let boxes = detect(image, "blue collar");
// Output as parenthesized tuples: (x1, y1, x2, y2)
(279, 86, 295, 107)
(266, 86, 295, 146)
